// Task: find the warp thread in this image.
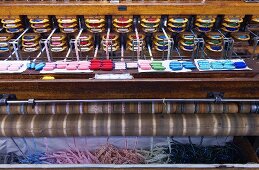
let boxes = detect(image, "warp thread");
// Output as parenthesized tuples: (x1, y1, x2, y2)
(6, 137, 248, 164)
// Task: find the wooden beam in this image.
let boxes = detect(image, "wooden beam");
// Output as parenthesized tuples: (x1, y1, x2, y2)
(0, 1, 259, 15)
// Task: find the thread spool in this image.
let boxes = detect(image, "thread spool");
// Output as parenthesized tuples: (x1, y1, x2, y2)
(113, 16, 132, 33)
(154, 32, 170, 52)
(239, 103, 251, 113)
(57, 16, 78, 34)
(167, 16, 188, 33)
(182, 103, 196, 114)
(204, 32, 223, 58)
(195, 15, 216, 33)
(210, 103, 224, 113)
(112, 102, 124, 114)
(50, 33, 67, 53)
(85, 16, 105, 33)
(88, 102, 104, 114)
(224, 103, 239, 113)
(230, 32, 250, 55)
(231, 32, 250, 42)
(0, 33, 13, 53)
(78, 33, 94, 52)
(166, 102, 178, 114)
(196, 103, 210, 114)
(102, 33, 119, 52)
(128, 33, 145, 51)
(124, 102, 138, 114)
(22, 33, 41, 52)
(154, 102, 164, 113)
(141, 16, 160, 33)
(179, 32, 196, 57)
(222, 15, 244, 33)
(1, 16, 24, 33)
(28, 15, 51, 33)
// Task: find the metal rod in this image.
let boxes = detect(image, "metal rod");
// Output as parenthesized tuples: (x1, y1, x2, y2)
(134, 28, 140, 59)
(4, 98, 259, 104)
(33, 46, 46, 62)
(93, 44, 99, 59)
(4, 50, 16, 61)
(147, 44, 153, 61)
(63, 47, 72, 62)
(161, 26, 171, 60)
(14, 28, 29, 42)
(75, 29, 84, 61)
(105, 27, 111, 59)
(44, 28, 57, 62)
(9, 28, 29, 61)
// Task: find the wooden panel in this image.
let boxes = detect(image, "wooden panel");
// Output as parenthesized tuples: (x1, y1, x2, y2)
(0, 168, 258, 170)
(0, 78, 258, 99)
(0, 1, 259, 15)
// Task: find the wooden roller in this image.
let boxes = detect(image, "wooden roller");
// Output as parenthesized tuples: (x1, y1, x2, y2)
(0, 102, 254, 114)
(0, 113, 258, 137)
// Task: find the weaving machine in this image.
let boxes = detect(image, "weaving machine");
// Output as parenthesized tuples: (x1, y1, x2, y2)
(0, 0, 258, 169)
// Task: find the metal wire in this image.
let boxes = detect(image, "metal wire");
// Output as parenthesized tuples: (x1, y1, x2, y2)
(4, 98, 259, 104)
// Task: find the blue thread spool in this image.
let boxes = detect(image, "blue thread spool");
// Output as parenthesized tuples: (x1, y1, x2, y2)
(222, 60, 234, 65)
(27, 62, 32, 69)
(234, 61, 246, 68)
(225, 27, 238, 32)
(182, 62, 196, 69)
(35, 62, 45, 71)
(198, 27, 210, 32)
(7, 28, 19, 33)
(31, 19, 44, 22)
(31, 62, 36, 69)
(198, 60, 209, 65)
(169, 61, 183, 70)
(211, 45, 222, 51)
(183, 46, 194, 50)
(0, 47, 9, 51)
(171, 27, 184, 32)
(224, 64, 235, 70)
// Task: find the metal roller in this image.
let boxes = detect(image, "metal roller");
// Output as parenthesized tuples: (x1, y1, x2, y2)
(0, 113, 258, 137)
(0, 102, 255, 114)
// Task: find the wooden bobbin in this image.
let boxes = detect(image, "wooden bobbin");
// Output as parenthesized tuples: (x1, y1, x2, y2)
(210, 103, 224, 113)
(154, 102, 164, 113)
(0, 105, 7, 114)
(239, 103, 251, 113)
(182, 103, 196, 114)
(124, 102, 138, 114)
(166, 102, 178, 114)
(102, 102, 109, 114)
(141, 103, 152, 114)
(88, 102, 104, 114)
(55, 103, 76, 114)
(224, 103, 239, 113)
(197, 103, 210, 113)
(112, 102, 124, 114)
(176, 103, 183, 113)
(5, 104, 17, 114)
(70, 103, 82, 114)
(26, 104, 38, 114)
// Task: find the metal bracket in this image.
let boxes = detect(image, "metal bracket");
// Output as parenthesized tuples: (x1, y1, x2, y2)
(207, 92, 224, 103)
(0, 94, 17, 105)
(193, 37, 205, 60)
(28, 99, 36, 108)
(223, 37, 234, 59)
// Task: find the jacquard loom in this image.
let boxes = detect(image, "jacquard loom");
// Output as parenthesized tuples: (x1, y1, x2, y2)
(0, 0, 258, 169)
